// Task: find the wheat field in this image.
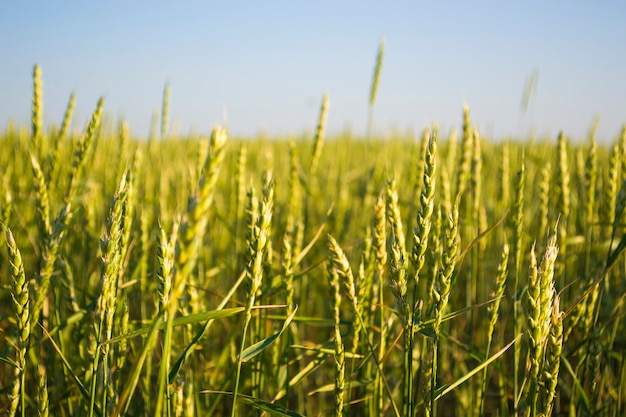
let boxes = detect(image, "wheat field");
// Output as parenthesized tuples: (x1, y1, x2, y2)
(0, 64, 625, 417)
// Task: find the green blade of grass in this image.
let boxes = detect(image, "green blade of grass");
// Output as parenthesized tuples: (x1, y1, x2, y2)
(430, 333, 522, 402)
(41, 300, 97, 342)
(266, 314, 353, 327)
(290, 344, 364, 359)
(561, 353, 591, 413)
(307, 379, 372, 395)
(241, 306, 298, 362)
(201, 391, 305, 417)
(417, 296, 500, 336)
(0, 355, 18, 367)
(272, 349, 328, 402)
(111, 313, 164, 417)
(169, 268, 248, 383)
(104, 307, 245, 345)
(40, 325, 101, 417)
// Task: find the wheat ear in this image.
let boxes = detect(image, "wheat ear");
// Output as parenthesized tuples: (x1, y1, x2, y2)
(310, 94, 329, 177)
(542, 295, 563, 417)
(326, 249, 345, 417)
(6, 227, 30, 417)
(31, 64, 43, 158)
(525, 230, 558, 417)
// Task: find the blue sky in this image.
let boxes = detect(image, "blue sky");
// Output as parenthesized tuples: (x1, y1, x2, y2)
(1, 1, 625, 140)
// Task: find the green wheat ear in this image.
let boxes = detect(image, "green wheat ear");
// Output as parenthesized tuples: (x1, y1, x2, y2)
(367, 37, 385, 138)
(370, 38, 385, 107)
(31, 97, 105, 329)
(176, 126, 227, 283)
(310, 93, 329, 177)
(411, 130, 437, 286)
(37, 364, 49, 417)
(6, 227, 30, 417)
(48, 92, 76, 182)
(525, 228, 558, 417)
(387, 177, 407, 307)
(326, 237, 346, 417)
(542, 295, 563, 417)
(433, 204, 458, 334)
(59, 92, 76, 142)
(31, 63, 44, 158)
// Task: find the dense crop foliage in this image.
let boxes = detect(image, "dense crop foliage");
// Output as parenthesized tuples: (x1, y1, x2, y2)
(1, 65, 625, 416)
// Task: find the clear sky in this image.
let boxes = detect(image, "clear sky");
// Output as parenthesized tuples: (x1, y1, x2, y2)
(1, 1, 625, 141)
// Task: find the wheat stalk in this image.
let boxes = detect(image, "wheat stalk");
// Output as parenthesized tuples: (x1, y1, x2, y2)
(537, 163, 551, 241)
(30, 154, 51, 238)
(89, 169, 130, 417)
(31, 97, 104, 328)
(155, 127, 226, 416)
(555, 132, 570, 279)
(431, 203, 458, 416)
(479, 242, 509, 416)
(512, 152, 525, 415)
(371, 192, 387, 415)
(231, 174, 274, 417)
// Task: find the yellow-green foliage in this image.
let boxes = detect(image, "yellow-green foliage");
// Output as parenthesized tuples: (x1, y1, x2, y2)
(1, 75, 625, 417)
